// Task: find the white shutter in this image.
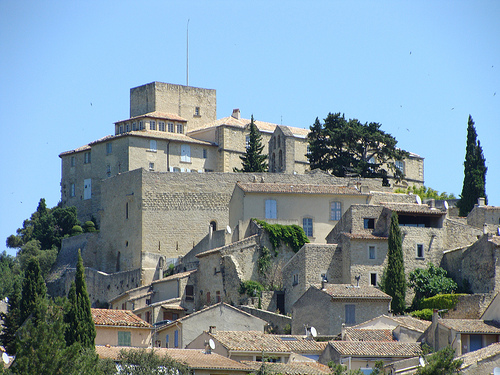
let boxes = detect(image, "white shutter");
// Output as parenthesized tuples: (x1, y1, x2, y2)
(181, 145, 191, 162)
(83, 179, 92, 200)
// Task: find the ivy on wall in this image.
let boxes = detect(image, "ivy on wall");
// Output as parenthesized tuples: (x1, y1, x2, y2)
(254, 219, 309, 253)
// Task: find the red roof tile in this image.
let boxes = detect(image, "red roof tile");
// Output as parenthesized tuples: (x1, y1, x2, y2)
(91, 308, 152, 328)
(236, 183, 362, 195)
(317, 284, 391, 300)
(328, 341, 422, 357)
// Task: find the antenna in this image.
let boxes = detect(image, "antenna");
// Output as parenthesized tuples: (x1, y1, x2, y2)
(226, 225, 232, 234)
(310, 326, 317, 337)
(2, 352, 8, 365)
(186, 19, 190, 86)
(209, 338, 216, 350)
(443, 201, 449, 210)
(416, 195, 422, 205)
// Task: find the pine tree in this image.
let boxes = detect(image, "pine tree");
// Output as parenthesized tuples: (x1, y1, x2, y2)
(20, 257, 47, 323)
(65, 249, 95, 348)
(234, 115, 268, 172)
(457, 115, 487, 216)
(381, 212, 406, 314)
(0, 277, 22, 355)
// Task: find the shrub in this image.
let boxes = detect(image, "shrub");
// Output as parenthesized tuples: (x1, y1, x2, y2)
(254, 219, 309, 253)
(71, 225, 83, 235)
(83, 221, 96, 232)
(410, 308, 433, 321)
(283, 324, 291, 334)
(418, 293, 465, 311)
(239, 280, 265, 297)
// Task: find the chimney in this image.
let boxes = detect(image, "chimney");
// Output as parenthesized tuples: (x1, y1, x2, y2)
(341, 323, 346, 340)
(209, 326, 216, 334)
(231, 109, 240, 120)
(428, 199, 435, 209)
(483, 223, 488, 235)
(478, 197, 486, 206)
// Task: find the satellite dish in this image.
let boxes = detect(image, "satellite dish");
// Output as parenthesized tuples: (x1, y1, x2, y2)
(419, 357, 426, 367)
(416, 195, 422, 205)
(443, 201, 449, 210)
(310, 326, 317, 337)
(209, 338, 216, 350)
(2, 352, 8, 365)
(226, 225, 232, 234)
(493, 367, 500, 375)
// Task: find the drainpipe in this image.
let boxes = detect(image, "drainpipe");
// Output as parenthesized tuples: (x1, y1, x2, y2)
(166, 141, 170, 171)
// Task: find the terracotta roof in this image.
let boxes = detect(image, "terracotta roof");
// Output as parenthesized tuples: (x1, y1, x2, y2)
(154, 270, 196, 283)
(316, 284, 392, 300)
(91, 131, 214, 146)
(236, 183, 362, 195)
(439, 319, 500, 333)
(342, 233, 388, 240)
(115, 111, 187, 123)
(241, 361, 331, 375)
(59, 144, 91, 156)
(458, 342, 500, 369)
(95, 346, 252, 371)
(91, 308, 152, 328)
(208, 331, 326, 353)
(343, 328, 395, 342)
(189, 116, 309, 138)
(328, 341, 422, 357)
(389, 315, 432, 332)
(382, 202, 446, 215)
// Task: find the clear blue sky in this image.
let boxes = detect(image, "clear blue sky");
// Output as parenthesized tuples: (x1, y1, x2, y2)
(1, 1, 499, 256)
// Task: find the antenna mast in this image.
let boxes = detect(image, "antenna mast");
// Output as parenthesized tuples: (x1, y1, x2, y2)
(186, 19, 190, 86)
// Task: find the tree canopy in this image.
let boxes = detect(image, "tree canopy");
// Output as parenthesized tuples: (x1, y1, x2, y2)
(457, 115, 487, 216)
(307, 113, 408, 184)
(408, 263, 458, 305)
(416, 346, 462, 375)
(395, 185, 456, 201)
(234, 115, 268, 172)
(117, 348, 190, 375)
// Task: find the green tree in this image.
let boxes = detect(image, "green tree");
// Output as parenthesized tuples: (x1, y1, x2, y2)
(380, 212, 406, 314)
(408, 263, 458, 306)
(20, 257, 47, 324)
(395, 186, 456, 201)
(307, 113, 408, 184)
(0, 277, 22, 355)
(234, 115, 268, 172)
(416, 346, 462, 375)
(0, 251, 20, 299)
(457, 115, 487, 216)
(118, 348, 190, 375)
(65, 250, 95, 348)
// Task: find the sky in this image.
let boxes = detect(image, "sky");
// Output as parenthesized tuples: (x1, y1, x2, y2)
(1, 1, 499, 256)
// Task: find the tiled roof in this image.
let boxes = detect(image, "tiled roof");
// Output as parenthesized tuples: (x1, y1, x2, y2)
(59, 144, 91, 156)
(95, 346, 252, 371)
(90, 130, 214, 146)
(316, 284, 392, 300)
(154, 270, 196, 283)
(458, 342, 500, 369)
(115, 111, 187, 123)
(382, 202, 446, 215)
(328, 341, 422, 357)
(236, 183, 362, 195)
(189, 116, 309, 138)
(439, 319, 500, 333)
(241, 361, 331, 375)
(389, 315, 432, 332)
(208, 331, 326, 353)
(343, 328, 395, 342)
(342, 233, 388, 240)
(91, 308, 152, 328)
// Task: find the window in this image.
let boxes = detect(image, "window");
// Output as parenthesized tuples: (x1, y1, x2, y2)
(345, 304, 355, 324)
(84, 152, 91, 164)
(194, 107, 200, 116)
(364, 218, 375, 229)
(70, 183, 75, 197)
(168, 122, 174, 132)
(416, 244, 424, 258)
(245, 135, 250, 149)
(174, 330, 179, 348)
(395, 160, 405, 174)
(176, 123, 183, 133)
(330, 201, 342, 221)
(106, 165, 111, 177)
(210, 221, 217, 231)
(106, 143, 112, 154)
(265, 199, 277, 219)
(149, 162, 155, 171)
(132, 122, 137, 131)
(181, 145, 191, 162)
(306, 145, 311, 155)
(216, 290, 221, 303)
(125, 202, 129, 219)
(303, 218, 313, 237)
(206, 292, 211, 305)
(119, 125, 124, 134)
(83, 179, 92, 200)
(292, 274, 299, 286)
(370, 273, 377, 286)
(172, 313, 179, 320)
(158, 122, 165, 131)
(203, 148, 207, 159)
(118, 331, 131, 346)
(368, 245, 376, 260)
(70, 156, 75, 167)
(150, 121, 156, 131)
(126, 123, 130, 132)
(139, 121, 144, 130)
(150, 140, 157, 151)
(185, 285, 194, 301)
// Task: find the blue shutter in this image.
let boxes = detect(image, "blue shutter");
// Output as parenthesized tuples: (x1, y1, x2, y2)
(174, 330, 179, 348)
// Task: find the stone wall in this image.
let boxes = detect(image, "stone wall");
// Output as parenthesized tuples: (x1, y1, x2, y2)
(238, 305, 292, 334)
(442, 294, 491, 319)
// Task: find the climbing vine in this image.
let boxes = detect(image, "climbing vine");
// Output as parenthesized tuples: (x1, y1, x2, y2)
(254, 219, 309, 253)
(258, 246, 272, 275)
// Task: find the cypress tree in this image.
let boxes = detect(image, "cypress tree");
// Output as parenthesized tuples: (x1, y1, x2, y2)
(65, 249, 95, 348)
(0, 277, 22, 355)
(381, 212, 406, 314)
(20, 257, 47, 324)
(457, 115, 487, 216)
(234, 115, 268, 172)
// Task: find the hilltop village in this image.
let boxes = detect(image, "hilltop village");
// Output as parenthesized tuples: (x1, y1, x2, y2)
(47, 82, 500, 373)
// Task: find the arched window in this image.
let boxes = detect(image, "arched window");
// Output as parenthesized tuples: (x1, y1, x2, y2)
(279, 150, 283, 170)
(277, 135, 281, 148)
(210, 221, 217, 232)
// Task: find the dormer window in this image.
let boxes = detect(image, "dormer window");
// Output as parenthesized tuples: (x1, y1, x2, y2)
(139, 121, 144, 130)
(176, 124, 184, 134)
(158, 122, 165, 132)
(125, 123, 130, 132)
(132, 122, 137, 131)
(150, 121, 156, 131)
(118, 125, 123, 134)
(364, 218, 375, 229)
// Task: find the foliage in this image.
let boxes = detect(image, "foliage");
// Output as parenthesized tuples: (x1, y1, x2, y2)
(0, 277, 22, 355)
(283, 323, 291, 334)
(83, 221, 97, 232)
(0, 251, 20, 299)
(419, 293, 465, 311)
(416, 346, 462, 374)
(258, 246, 272, 274)
(18, 240, 57, 278)
(327, 362, 363, 374)
(163, 263, 175, 277)
(408, 263, 458, 307)
(234, 115, 268, 172)
(117, 348, 190, 375)
(410, 308, 434, 321)
(239, 280, 265, 297)
(395, 186, 456, 200)
(20, 257, 47, 323)
(72, 225, 83, 234)
(457, 115, 487, 217)
(255, 219, 309, 253)
(307, 113, 408, 184)
(64, 250, 96, 348)
(380, 212, 406, 314)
